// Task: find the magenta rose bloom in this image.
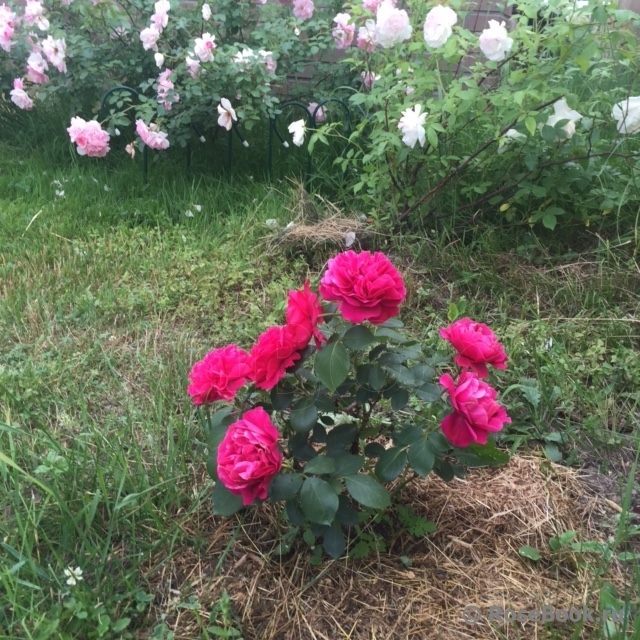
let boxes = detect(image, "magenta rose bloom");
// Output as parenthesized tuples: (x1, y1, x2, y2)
(286, 280, 327, 350)
(249, 325, 304, 390)
(187, 345, 251, 405)
(439, 318, 507, 378)
(217, 407, 283, 505)
(319, 250, 406, 324)
(439, 371, 511, 448)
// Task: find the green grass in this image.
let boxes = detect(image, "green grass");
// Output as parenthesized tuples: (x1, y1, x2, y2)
(0, 141, 638, 639)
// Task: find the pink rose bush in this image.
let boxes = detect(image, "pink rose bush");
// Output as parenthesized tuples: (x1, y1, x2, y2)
(193, 251, 511, 557)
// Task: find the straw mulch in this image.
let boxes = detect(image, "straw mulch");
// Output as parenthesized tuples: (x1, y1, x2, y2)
(146, 455, 632, 640)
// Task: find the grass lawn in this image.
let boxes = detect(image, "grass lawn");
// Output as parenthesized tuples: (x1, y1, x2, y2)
(0, 142, 639, 639)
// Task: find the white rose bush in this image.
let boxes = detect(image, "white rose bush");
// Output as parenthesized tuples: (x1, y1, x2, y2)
(2, 0, 640, 231)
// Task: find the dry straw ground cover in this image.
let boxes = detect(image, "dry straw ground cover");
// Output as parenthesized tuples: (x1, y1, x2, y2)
(148, 455, 630, 640)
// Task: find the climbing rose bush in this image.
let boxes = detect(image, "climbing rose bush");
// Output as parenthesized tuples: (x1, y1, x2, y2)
(191, 251, 511, 558)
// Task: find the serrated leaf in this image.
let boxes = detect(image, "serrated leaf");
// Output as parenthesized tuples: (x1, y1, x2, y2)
(345, 475, 391, 509)
(304, 456, 336, 475)
(343, 326, 376, 351)
(212, 482, 243, 516)
(408, 439, 435, 477)
(300, 477, 339, 525)
(269, 474, 303, 501)
(315, 341, 350, 392)
(375, 447, 407, 482)
(519, 546, 542, 561)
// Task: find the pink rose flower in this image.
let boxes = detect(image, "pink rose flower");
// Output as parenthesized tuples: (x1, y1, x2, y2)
(357, 20, 377, 52)
(249, 325, 304, 390)
(286, 280, 327, 350)
(41, 35, 66, 73)
(375, 0, 412, 49)
(194, 32, 216, 62)
(24, 0, 49, 30)
(217, 407, 283, 506)
(308, 102, 326, 122)
(362, 0, 382, 11)
(361, 71, 379, 90)
(332, 12, 355, 50)
(439, 318, 507, 378)
(10, 78, 34, 110)
(292, 0, 314, 20)
(319, 250, 406, 324)
(26, 51, 48, 84)
(140, 26, 160, 51)
(0, 5, 16, 52)
(135, 119, 170, 150)
(156, 68, 179, 110)
(439, 372, 511, 448)
(67, 116, 110, 157)
(185, 55, 200, 78)
(187, 345, 251, 405)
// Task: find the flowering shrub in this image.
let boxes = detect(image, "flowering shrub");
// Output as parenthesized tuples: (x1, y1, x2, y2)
(0, 0, 343, 154)
(191, 251, 511, 557)
(306, 0, 640, 231)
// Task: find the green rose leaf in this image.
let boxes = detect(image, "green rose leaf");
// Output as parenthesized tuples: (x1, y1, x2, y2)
(408, 439, 436, 477)
(212, 482, 243, 516)
(390, 388, 409, 410)
(323, 525, 346, 559)
(300, 477, 339, 525)
(206, 406, 234, 452)
(270, 384, 295, 411)
(343, 325, 376, 351)
(331, 453, 364, 477)
(304, 455, 336, 475)
(393, 425, 424, 447)
(376, 327, 408, 343)
(269, 474, 303, 501)
(326, 424, 358, 454)
(344, 474, 391, 509)
(314, 340, 350, 393)
(414, 383, 442, 403)
(375, 447, 407, 482)
(383, 363, 415, 386)
(290, 396, 318, 433)
(411, 364, 435, 385)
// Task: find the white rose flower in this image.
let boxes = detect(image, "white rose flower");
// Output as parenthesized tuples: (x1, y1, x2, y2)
(542, 98, 583, 139)
(201, 3, 211, 20)
(423, 5, 457, 49)
(497, 128, 527, 154)
(375, 0, 412, 49)
(288, 119, 306, 147)
(398, 104, 427, 148)
(612, 96, 640, 134)
(154, 52, 164, 68)
(478, 20, 514, 62)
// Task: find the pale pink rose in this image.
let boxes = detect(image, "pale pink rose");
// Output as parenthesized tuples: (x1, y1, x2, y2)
(478, 19, 513, 62)
(0, 4, 16, 52)
(194, 32, 215, 62)
(185, 55, 200, 77)
(67, 117, 111, 157)
(332, 12, 355, 50)
(24, 0, 48, 31)
(125, 143, 136, 158)
(375, 0, 411, 48)
(308, 102, 326, 123)
(41, 36, 66, 73)
(260, 49, 277, 73)
(357, 19, 377, 51)
(157, 68, 179, 110)
(292, 0, 314, 20)
(217, 97, 237, 131)
(26, 51, 48, 84)
(423, 5, 457, 49)
(10, 78, 34, 110)
(150, 11, 168, 31)
(360, 71, 379, 90)
(140, 26, 160, 51)
(201, 3, 211, 20)
(135, 119, 170, 150)
(362, 0, 381, 10)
